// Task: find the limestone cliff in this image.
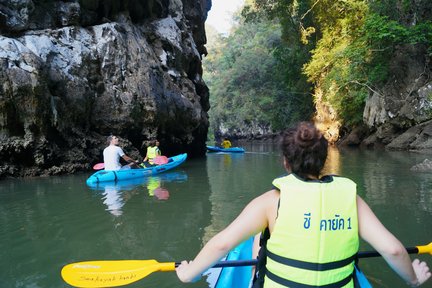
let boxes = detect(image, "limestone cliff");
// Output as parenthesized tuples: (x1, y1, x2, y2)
(339, 44, 432, 152)
(0, 0, 211, 177)
(336, 3, 432, 152)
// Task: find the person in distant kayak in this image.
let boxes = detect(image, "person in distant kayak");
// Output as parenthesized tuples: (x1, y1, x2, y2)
(221, 137, 232, 149)
(103, 135, 139, 170)
(141, 139, 161, 167)
(176, 122, 431, 287)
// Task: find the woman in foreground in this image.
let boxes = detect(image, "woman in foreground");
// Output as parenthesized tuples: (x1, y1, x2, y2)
(176, 122, 430, 287)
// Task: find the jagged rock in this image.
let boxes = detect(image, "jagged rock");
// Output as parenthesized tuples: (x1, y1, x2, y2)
(361, 44, 432, 150)
(217, 121, 274, 140)
(386, 120, 432, 151)
(338, 125, 370, 146)
(0, 0, 211, 178)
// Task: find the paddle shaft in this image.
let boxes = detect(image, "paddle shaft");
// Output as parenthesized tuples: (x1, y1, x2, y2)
(185, 246, 425, 268)
(358, 246, 419, 258)
(174, 259, 259, 268)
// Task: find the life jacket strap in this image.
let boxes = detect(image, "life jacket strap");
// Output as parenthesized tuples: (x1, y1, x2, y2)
(266, 269, 353, 288)
(267, 249, 357, 271)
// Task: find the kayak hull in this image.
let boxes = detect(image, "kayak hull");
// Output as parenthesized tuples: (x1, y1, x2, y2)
(214, 238, 254, 288)
(207, 146, 245, 153)
(212, 238, 373, 288)
(86, 153, 187, 185)
(86, 171, 188, 191)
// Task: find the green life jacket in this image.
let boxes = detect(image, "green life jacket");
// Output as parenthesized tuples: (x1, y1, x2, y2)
(264, 174, 359, 288)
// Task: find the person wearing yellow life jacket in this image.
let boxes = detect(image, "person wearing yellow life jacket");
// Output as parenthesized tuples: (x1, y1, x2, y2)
(259, 174, 359, 287)
(175, 122, 431, 287)
(221, 138, 232, 149)
(141, 139, 161, 168)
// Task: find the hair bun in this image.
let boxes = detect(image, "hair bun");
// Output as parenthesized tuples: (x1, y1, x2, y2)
(296, 122, 320, 147)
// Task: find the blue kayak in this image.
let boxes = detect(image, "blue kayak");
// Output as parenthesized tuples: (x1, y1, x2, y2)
(214, 237, 254, 288)
(86, 153, 187, 185)
(211, 237, 373, 288)
(207, 146, 245, 153)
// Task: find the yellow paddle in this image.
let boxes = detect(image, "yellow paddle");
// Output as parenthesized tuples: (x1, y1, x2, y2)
(61, 259, 256, 287)
(61, 242, 432, 287)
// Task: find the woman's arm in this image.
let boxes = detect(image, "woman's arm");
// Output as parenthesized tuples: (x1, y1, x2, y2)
(176, 190, 279, 283)
(357, 196, 431, 286)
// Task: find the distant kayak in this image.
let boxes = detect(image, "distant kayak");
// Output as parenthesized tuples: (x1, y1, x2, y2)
(209, 237, 373, 288)
(86, 153, 187, 185)
(207, 146, 245, 153)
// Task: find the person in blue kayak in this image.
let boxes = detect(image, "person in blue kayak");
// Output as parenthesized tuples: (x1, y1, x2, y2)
(176, 122, 431, 287)
(221, 137, 232, 149)
(103, 135, 139, 170)
(141, 139, 162, 167)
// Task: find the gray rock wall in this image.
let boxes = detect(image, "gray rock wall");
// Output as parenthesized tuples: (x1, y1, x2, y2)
(361, 44, 432, 151)
(0, 0, 211, 177)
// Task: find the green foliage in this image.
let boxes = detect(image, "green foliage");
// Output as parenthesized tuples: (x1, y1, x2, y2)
(204, 10, 314, 135)
(206, 0, 432, 133)
(301, 0, 432, 127)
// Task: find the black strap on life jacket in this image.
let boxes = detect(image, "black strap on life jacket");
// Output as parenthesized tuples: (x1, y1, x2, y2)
(251, 227, 270, 288)
(266, 249, 357, 271)
(265, 269, 353, 288)
(265, 249, 356, 287)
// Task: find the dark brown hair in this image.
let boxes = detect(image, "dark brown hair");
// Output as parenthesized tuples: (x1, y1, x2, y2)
(280, 122, 328, 178)
(107, 135, 114, 144)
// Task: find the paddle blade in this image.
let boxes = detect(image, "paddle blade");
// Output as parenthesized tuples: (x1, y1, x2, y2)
(93, 163, 105, 170)
(154, 156, 168, 165)
(417, 242, 432, 255)
(61, 260, 175, 287)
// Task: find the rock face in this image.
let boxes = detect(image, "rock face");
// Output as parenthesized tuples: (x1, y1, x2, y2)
(338, 44, 432, 151)
(340, 4, 432, 151)
(362, 44, 432, 151)
(0, 0, 211, 178)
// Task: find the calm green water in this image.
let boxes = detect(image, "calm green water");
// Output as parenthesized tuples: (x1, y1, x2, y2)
(1, 144, 431, 288)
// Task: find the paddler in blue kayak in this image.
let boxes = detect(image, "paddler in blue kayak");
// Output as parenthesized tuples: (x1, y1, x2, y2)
(221, 137, 232, 149)
(141, 139, 162, 168)
(176, 122, 431, 287)
(103, 135, 139, 170)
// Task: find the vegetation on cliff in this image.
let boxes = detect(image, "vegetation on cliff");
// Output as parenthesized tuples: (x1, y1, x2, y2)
(204, 0, 432, 138)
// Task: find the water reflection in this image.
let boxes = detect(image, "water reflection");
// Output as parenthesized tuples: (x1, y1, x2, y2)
(203, 149, 280, 246)
(322, 146, 341, 175)
(88, 171, 188, 216)
(322, 147, 432, 216)
(147, 177, 170, 200)
(223, 154, 232, 167)
(102, 185, 126, 216)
